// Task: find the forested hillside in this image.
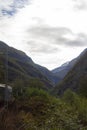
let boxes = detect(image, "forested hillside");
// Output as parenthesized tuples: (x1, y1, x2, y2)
(0, 41, 60, 89)
(54, 48, 87, 97)
(0, 42, 87, 130)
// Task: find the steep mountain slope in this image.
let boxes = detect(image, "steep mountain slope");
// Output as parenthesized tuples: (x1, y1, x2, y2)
(52, 58, 77, 79)
(53, 48, 87, 96)
(35, 64, 61, 85)
(0, 41, 60, 87)
(0, 41, 42, 80)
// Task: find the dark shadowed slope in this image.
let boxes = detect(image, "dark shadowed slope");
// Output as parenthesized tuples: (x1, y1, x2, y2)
(0, 41, 60, 88)
(52, 58, 77, 79)
(53, 48, 87, 96)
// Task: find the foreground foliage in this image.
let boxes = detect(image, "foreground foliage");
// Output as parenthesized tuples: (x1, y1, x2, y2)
(0, 82, 87, 130)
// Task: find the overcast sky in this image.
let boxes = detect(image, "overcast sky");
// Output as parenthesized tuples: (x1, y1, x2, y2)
(0, 0, 87, 70)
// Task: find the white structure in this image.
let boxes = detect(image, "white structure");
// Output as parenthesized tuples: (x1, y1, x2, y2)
(0, 84, 12, 101)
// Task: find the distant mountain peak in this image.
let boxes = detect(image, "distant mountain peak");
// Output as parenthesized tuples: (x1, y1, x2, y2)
(61, 61, 70, 67)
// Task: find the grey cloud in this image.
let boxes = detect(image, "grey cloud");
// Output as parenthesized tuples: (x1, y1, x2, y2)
(66, 34, 87, 46)
(73, 0, 87, 10)
(29, 26, 72, 39)
(67, 40, 86, 46)
(28, 26, 87, 48)
(28, 26, 72, 44)
(26, 40, 60, 54)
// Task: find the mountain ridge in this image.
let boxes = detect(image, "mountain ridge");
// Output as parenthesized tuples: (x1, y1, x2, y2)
(0, 41, 60, 88)
(53, 48, 87, 96)
(52, 58, 77, 79)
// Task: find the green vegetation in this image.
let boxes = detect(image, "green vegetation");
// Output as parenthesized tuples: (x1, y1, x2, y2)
(0, 42, 55, 88)
(0, 42, 87, 129)
(53, 49, 87, 96)
(78, 75, 87, 98)
(0, 80, 87, 130)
